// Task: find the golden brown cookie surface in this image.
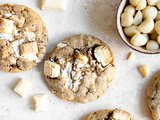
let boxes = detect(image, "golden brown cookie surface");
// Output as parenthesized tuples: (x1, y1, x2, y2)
(44, 34, 116, 103)
(83, 109, 134, 120)
(0, 4, 48, 72)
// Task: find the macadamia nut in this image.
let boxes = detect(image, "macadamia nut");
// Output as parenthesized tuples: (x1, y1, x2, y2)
(146, 40, 159, 50)
(137, 18, 154, 33)
(155, 11, 160, 21)
(142, 6, 158, 19)
(155, 21, 160, 34)
(136, 0, 147, 10)
(124, 5, 136, 16)
(130, 33, 148, 46)
(147, 0, 158, 5)
(121, 12, 134, 27)
(129, 0, 140, 6)
(133, 10, 142, 25)
(157, 35, 160, 44)
(124, 25, 140, 37)
(138, 65, 150, 78)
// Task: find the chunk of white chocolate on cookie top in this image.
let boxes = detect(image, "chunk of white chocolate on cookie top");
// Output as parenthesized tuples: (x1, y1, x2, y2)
(44, 60, 60, 77)
(10, 15, 25, 25)
(20, 42, 38, 56)
(42, 0, 66, 10)
(14, 79, 33, 98)
(112, 110, 131, 120)
(0, 17, 14, 33)
(75, 54, 88, 68)
(94, 46, 112, 66)
(33, 94, 47, 112)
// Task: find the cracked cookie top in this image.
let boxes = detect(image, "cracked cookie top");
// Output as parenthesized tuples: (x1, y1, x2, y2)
(44, 34, 116, 103)
(83, 109, 134, 120)
(146, 72, 160, 120)
(0, 4, 48, 72)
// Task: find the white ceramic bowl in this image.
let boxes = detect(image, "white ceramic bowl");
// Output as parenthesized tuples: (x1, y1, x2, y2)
(117, 0, 160, 54)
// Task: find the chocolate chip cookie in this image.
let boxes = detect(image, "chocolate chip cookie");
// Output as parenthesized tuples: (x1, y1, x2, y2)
(44, 34, 116, 103)
(0, 4, 48, 72)
(146, 72, 160, 120)
(83, 109, 134, 120)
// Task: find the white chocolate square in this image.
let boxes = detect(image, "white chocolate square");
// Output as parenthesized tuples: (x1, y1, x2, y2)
(14, 79, 33, 98)
(11, 15, 25, 25)
(33, 94, 47, 112)
(42, 0, 66, 10)
(44, 60, 60, 77)
(0, 18, 14, 33)
(20, 42, 38, 56)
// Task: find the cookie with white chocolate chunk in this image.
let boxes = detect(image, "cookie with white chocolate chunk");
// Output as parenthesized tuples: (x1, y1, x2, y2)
(0, 4, 48, 72)
(83, 109, 134, 120)
(44, 34, 116, 103)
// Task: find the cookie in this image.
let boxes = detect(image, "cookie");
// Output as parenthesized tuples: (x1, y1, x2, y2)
(146, 72, 160, 120)
(0, 4, 48, 72)
(83, 109, 134, 120)
(44, 34, 116, 103)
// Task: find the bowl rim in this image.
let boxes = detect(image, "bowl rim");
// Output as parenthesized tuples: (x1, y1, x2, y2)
(116, 0, 160, 54)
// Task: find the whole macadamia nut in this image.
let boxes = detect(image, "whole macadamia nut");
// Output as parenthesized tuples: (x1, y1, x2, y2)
(142, 6, 158, 19)
(133, 10, 142, 25)
(137, 18, 154, 33)
(129, 0, 140, 6)
(124, 25, 140, 37)
(121, 12, 134, 27)
(146, 40, 159, 50)
(155, 21, 160, 34)
(124, 5, 136, 16)
(157, 35, 160, 44)
(156, 0, 160, 10)
(147, 0, 158, 5)
(136, 0, 147, 10)
(155, 11, 160, 21)
(130, 33, 148, 46)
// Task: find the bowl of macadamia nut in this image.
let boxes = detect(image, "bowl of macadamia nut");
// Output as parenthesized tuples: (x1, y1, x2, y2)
(117, 0, 160, 54)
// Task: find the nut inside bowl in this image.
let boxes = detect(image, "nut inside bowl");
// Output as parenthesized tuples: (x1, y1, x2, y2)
(117, 0, 160, 54)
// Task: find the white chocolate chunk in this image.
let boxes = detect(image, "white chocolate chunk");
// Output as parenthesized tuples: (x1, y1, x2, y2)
(11, 15, 25, 24)
(137, 18, 154, 33)
(44, 60, 60, 78)
(57, 42, 67, 49)
(20, 42, 38, 56)
(94, 46, 112, 66)
(142, 6, 158, 19)
(4, 13, 12, 17)
(33, 94, 47, 112)
(136, 0, 147, 10)
(138, 65, 150, 78)
(129, 0, 140, 6)
(124, 5, 136, 16)
(42, 0, 66, 10)
(113, 110, 131, 119)
(0, 33, 14, 41)
(0, 18, 14, 34)
(130, 33, 148, 46)
(121, 12, 133, 27)
(133, 10, 142, 25)
(147, 0, 158, 5)
(75, 54, 88, 68)
(146, 40, 159, 50)
(127, 52, 135, 60)
(14, 79, 33, 98)
(124, 25, 140, 37)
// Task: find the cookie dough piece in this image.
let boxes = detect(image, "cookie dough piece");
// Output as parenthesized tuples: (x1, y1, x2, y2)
(0, 4, 48, 72)
(146, 72, 160, 120)
(83, 109, 134, 120)
(44, 34, 116, 103)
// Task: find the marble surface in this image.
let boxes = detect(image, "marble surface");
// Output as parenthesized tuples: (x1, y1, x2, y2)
(0, 0, 159, 120)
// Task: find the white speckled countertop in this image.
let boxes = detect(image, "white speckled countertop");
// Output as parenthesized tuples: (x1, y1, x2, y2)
(0, 0, 159, 120)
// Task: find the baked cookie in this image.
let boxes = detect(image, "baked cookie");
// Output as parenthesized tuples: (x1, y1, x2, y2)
(146, 72, 160, 120)
(44, 34, 116, 103)
(83, 109, 134, 120)
(0, 4, 48, 72)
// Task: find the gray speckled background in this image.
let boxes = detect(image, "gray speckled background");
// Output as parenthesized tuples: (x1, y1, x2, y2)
(0, 0, 157, 120)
